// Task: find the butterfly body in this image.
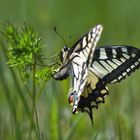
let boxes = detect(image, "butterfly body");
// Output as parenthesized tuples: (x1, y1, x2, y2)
(52, 25, 140, 123)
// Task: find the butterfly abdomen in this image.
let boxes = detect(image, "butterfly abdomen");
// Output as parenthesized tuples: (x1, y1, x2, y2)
(52, 65, 70, 80)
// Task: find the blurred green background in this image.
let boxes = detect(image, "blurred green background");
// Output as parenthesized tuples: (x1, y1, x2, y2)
(0, 0, 140, 140)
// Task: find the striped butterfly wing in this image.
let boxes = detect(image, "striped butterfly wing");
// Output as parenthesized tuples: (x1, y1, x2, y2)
(76, 45, 140, 123)
(69, 25, 103, 61)
(77, 70, 109, 123)
(53, 25, 103, 81)
(67, 25, 104, 115)
(69, 54, 108, 123)
(69, 53, 88, 114)
(69, 56, 108, 123)
(91, 45, 140, 85)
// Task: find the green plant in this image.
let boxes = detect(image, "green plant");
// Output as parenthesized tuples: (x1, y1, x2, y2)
(1, 23, 55, 140)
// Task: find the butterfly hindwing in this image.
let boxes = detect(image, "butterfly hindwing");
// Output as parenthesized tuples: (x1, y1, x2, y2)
(76, 69, 109, 123)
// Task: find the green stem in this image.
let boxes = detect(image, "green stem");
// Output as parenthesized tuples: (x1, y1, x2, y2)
(35, 105, 41, 139)
(36, 81, 47, 101)
(29, 57, 41, 139)
(23, 84, 32, 98)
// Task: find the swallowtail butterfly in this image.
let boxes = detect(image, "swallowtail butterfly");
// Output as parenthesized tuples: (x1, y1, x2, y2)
(53, 25, 140, 123)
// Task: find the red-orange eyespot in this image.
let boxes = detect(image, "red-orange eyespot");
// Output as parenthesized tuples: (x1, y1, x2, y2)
(68, 94, 74, 106)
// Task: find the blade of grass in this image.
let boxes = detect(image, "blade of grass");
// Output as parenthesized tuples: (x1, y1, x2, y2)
(0, 62, 21, 140)
(63, 114, 82, 140)
(50, 99, 59, 140)
(29, 57, 41, 140)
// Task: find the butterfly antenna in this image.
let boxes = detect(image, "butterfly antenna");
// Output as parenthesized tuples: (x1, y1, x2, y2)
(54, 27, 68, 46)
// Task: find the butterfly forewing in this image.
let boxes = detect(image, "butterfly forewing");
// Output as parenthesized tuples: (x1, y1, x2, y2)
(91, 45, 140, 84)
(69, 25, 103, 62)
(69, 53, 88, 113)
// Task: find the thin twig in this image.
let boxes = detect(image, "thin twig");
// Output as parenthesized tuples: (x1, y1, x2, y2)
(36, 81, 47, 101)
(31, 57, 41, 140)
(23, 84, 32, 98)
(35, 105, 41, 139)
(36, 62, 56, 67)
(41, 53, 58, 59)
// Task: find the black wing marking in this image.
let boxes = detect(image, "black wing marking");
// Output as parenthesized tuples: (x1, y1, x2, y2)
(77, 70, 109, 123)
(69, 25, 103, 61)
(91, 45, 140, 84)
(78, 87, 108, 123)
